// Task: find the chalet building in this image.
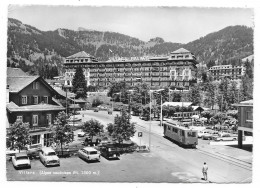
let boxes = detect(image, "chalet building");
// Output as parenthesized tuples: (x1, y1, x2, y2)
(233, 100, 253, 149)
(63, 48, 198, 90)
(6, 68, 65, 147)
(208, 64, 246, 81)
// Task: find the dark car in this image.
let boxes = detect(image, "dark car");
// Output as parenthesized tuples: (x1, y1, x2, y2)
(83, 136, 101, 146)
(99, 145, 120, 159)
(94, 108, 99, 112)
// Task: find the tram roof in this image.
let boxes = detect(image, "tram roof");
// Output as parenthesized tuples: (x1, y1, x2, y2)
(164, 120, 196, 131)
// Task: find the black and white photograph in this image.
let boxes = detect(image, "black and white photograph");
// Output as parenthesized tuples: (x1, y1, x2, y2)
(1, 0, 259, 186)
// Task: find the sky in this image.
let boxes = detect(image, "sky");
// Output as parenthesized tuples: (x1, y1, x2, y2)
(8, 5, 254, 44)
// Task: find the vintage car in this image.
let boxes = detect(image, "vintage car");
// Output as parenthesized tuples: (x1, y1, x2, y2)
(99, 145, 120, 159)
(94, 108, 99, 112)
(213, 132, 237, 141)
(197, 130, 210, 138)
(201, 131, 219, 140)
(78, 131, 86, 137)
(12, 152, 31, 169)
(78, 147, 101, 162)
(39, 147, 60, 167)
(26, 144, 42, 159)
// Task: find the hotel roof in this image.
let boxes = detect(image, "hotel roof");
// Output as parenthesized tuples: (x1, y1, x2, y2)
(66, 51, 93, 59)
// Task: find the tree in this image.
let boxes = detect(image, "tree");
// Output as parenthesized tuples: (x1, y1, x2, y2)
(106, 109, 136, 144)
(51, 111, 74, 156)
(72, 66, 87, 99)
(92, 97, 103, 107)
(203, 82, 217, 109)
(81, 119, 104, 140)
(187, 85, 201, 105)
(7, 120, 31, 152)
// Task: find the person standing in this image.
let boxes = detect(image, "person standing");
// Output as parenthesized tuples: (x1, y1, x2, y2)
(202, 162, 208, 181)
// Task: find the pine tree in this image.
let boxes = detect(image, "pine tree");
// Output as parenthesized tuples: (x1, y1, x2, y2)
(72, 66, 87, 98)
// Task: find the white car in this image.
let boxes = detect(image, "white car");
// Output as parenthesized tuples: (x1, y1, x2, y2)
(213, 133, 237, 141)
(198, 130, 210, 138)
(12, 152, 31, 169)
(78, 131, 86, 137)
(39, 147, 60, 167)
(78, 147, 100, 162)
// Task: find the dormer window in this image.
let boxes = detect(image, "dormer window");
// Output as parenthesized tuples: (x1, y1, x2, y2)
(32, 82, 39, 89)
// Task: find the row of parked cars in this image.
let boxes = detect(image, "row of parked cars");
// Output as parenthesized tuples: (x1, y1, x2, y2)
(11, 144, 121, 170)
(198, 129, 237, 141)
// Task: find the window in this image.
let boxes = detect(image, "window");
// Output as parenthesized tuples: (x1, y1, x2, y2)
(21, 96, 27, 104)
(31, 135, 40, 144)
(32, 82, 39, 89)
(32, 115, 38, 126)
(187, 131, 196, 137)
(46, 114, 52, 125)
(246, 111, 253, 121)
(168, 126, 171, 130)
(16, 116, 23, 122)
(33, 96, 38, 104)
(43, 96, 48, 104)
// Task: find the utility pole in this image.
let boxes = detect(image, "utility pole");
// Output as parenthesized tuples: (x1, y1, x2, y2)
(149, 90, 152, 152)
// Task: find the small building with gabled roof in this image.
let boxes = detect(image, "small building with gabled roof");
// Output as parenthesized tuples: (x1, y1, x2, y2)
(6, 68, 65, 147)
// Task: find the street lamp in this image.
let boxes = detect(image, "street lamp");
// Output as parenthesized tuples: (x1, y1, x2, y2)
(148, 88, 164, 151)
(153, 89, 164, 127)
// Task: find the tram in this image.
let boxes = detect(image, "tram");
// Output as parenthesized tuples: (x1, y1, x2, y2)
(163, 120, 198, 148)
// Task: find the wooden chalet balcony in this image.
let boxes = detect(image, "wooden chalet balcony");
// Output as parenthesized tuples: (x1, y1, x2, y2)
(30, 124, 51, 133)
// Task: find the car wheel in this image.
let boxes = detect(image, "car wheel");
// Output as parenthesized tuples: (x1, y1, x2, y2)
(44, 162, 47, 167)
(220, 139, 223, 141)
(233, 138, 237, 141)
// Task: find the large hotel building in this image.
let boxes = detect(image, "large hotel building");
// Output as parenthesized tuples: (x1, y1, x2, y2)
(63, 48, 198, 90)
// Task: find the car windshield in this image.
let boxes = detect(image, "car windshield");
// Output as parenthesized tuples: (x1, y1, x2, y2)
(89, 151, 98, 155)
(16, 156, 28, 160)
(47, 152, 56, 156)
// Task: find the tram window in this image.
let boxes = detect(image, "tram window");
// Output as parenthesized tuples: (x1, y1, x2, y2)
(181, 130, 185, 136)
(187, 132, 196, 137)
(168, 126, 171, 130)
(173, 128, 178, 133)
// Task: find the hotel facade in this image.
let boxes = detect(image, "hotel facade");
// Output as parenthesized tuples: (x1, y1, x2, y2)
(63, 48, 198, 90)
(208, 64, 246, 80)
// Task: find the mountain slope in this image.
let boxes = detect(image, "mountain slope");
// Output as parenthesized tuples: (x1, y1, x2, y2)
(7, 18, 253, 75)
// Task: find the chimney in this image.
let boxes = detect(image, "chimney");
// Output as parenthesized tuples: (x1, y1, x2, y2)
(6, 85, 9, 103)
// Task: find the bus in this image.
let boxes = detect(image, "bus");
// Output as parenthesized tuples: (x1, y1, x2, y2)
(163, 120, 198, 148)
(172, 111, 199, 121)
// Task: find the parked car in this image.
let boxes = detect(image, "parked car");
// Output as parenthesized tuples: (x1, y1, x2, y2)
(198, 130, 210, 138)
(83, 136, 101, 146)
(99, 145, 120, 159)
(94, 108, 99, 112)
(26, 144, 42, 159)
(202, 130, 219, 140)
(213, 132, 237, 141)
(78, 131, 86, 137)
(78, 147, 101, 162)
(39, 147, 60, 167)
(12, 152, 31, 169)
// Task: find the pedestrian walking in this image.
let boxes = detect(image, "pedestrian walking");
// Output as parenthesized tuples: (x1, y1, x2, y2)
(202, 162, 208, 181)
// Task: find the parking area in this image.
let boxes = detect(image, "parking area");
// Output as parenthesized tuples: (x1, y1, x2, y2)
(6, 151, 186, 182)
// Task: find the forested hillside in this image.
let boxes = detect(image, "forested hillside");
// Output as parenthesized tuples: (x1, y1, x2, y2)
(7, 18, 253, 76)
